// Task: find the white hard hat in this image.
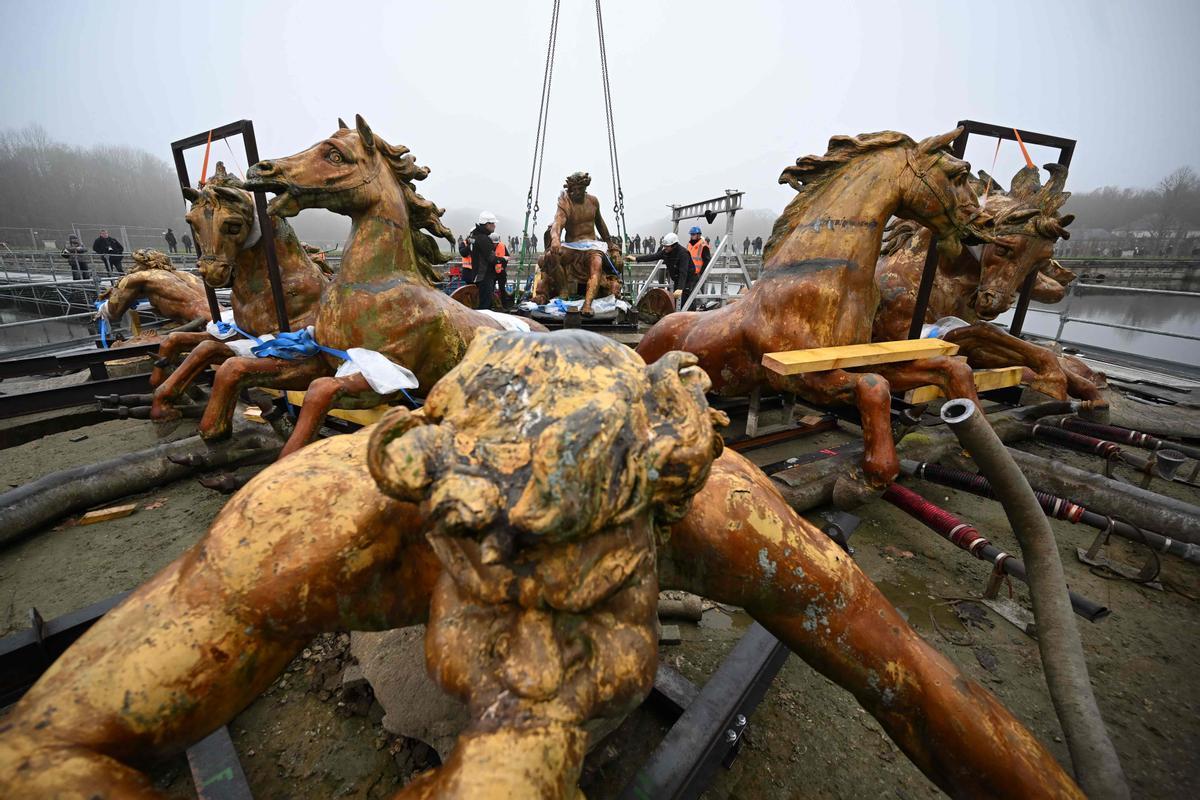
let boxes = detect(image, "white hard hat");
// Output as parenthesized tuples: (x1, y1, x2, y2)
(489, 232, 501, 243)
(661, 232, 680, 246)
(477, 210, 498, 225)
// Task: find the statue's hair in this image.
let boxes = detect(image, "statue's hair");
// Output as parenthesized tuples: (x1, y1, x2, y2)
(129, 248, 176, 272)
(367, 331, 726, 550)
(370, 133, 453, 284)
(565, 171, 592, 189)
(765, 132, 916, 261)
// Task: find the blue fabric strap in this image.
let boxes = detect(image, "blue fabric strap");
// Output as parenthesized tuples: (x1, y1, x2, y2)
(94, 301, 109, 349)
(249, 327, 352, 362)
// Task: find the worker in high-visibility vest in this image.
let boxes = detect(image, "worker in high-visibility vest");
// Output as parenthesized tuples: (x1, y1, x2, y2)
(457, 235, 475, 286)
(490, 231, 511, 308)
(686, 226, 711, 280)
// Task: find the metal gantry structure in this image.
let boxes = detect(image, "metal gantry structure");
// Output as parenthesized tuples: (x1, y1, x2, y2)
(907, 120, 1076, 339)
(633, 190, 755, 311)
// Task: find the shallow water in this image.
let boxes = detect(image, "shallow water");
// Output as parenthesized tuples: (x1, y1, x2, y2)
(993, 285, 1199, 368)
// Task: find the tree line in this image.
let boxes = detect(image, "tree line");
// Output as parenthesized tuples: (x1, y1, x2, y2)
(1, 124, 1197, 248)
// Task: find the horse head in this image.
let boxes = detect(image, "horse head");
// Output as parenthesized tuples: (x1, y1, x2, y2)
(246, 115, 417, 217)
(245, 115, 452, 282)
(894, 127, 992, 260)
(183, 162, 258, 288)
(970, 163, 1074, 319)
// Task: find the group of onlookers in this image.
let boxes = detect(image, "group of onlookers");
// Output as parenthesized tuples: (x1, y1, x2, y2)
(58, 226, 195, 281)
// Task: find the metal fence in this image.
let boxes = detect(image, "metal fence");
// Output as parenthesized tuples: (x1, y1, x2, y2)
(0, 224, 197, 255)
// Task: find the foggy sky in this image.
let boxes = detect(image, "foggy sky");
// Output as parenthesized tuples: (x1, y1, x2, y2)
(2, 0, 1198, 234)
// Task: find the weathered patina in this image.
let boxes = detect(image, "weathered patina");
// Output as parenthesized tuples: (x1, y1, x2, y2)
(97, 248, 209, 330)
(149, 162, 330, 419)
(0, 331, 1081, 799)
(231, 116, 547, 457)
(636, 129, 992, 486)
(532, 172, 624, 315)
(873, 163, 1104, 401)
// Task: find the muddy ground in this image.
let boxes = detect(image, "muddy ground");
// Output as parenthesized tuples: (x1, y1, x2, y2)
(1, 398, 1198, 798)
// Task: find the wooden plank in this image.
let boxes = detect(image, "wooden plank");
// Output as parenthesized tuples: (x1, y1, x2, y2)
(283, 391, 389, 426)
(762, 339, 959, 376)
(78, 503, 137, 525)
(903, 366, 1024, 404)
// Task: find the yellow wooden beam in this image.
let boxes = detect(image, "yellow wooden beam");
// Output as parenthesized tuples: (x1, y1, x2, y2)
(903, 366, 1024, 404)
(256, 388, 392, 426)
(762, 339, 959, 376)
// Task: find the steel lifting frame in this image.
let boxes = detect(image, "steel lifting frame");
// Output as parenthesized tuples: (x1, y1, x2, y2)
(633, 190, 755, 310)
(907, 120, 1076, 339)
(170, 120, 291, 333)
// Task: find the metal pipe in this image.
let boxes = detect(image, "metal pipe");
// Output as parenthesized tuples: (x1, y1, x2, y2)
(1060, 418, 1200, 461)
(901, 460, 1200, 565)
(1004, 447, 1200, 544)
(882, 483, 1109, 621)
(940, 399, 1128, 800)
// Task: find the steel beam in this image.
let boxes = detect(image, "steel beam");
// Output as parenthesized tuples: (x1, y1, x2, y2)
(619, 623, 789, 800)
(0, 591, 129, 707)
(0, 374, 152, 418)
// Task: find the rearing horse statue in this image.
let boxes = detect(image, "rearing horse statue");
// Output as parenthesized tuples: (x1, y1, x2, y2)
(637, 129, 990, 486)
(874, 163, 1105, 401)
(97, 248, 210, 331)
(148, 163, 329, 420)
(225, 115, 547, 456)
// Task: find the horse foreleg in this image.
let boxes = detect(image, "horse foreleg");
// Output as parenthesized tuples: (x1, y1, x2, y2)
(150, 339, 236, 421)
(871, 355, 983, 405)
(199, 355, 333, 442)
(278, 372, 378, 460)
(1059, 355, 1107, 402)
(788, 369, 897, 486)
(658, 450, 1083, 799)
(943, 324, 1068, 400)
(150, 330, 216, 387)
(0, 434, 438, 798)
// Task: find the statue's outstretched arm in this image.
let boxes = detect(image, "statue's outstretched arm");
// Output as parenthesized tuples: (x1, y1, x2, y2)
(659, 449, 1082, 799)
(0, 433, 437, 798)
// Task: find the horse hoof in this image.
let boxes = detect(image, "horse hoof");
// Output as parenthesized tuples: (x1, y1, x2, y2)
(150, 405, 182, 423)
(832, 471, 883, 510)
(198, 473, 249, 494)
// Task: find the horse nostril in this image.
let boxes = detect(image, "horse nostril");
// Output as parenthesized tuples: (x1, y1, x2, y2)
(255, 160, 275, 176)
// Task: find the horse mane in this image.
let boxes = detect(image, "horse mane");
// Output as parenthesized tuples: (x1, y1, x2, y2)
(879, 219, 925, 258)
(373, 135, 454, 284)
(764, 131, 916, 261)
(979, 163, 1074, 242)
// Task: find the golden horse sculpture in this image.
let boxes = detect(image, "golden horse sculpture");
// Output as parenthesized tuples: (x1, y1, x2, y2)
(0, 330, 1082, 799)
(148, 162, 330, 418)
(873, 162, 1106, 401)
(636, 129, 993, 487)
(233, 115, 547, 458)
(96, 248, 210, 336)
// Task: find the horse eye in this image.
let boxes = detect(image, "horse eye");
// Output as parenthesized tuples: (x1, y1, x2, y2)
(994, 245, 1011, 257)
(328, 151, 344, 164)
(224, 222, 243, 234)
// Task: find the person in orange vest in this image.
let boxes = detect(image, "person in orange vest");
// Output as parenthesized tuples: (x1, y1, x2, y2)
(686, 226, 711, 289)
(457, 234, 475, 286)
(490, 231, 512, 308)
